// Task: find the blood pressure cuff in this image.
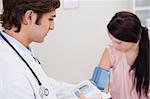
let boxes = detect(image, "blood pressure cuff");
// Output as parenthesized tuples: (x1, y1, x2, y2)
(91, 67, 110, 91)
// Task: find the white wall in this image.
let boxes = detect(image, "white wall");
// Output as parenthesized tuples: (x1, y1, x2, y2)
(32, 0, 130, 83)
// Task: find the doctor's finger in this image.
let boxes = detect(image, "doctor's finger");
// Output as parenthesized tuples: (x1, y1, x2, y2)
(79, 94, 87, 99)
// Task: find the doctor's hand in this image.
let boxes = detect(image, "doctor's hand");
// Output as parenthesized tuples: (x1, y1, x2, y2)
(79, 94, 87, 99)
(79, 94, 102, 99)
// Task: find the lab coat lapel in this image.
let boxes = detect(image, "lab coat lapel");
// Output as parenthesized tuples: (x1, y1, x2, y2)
(21, 51, 57, 99)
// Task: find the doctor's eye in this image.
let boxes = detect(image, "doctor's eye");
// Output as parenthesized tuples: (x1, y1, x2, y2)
(49, 18, 54, 21)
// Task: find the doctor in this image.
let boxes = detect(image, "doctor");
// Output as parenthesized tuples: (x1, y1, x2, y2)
(0, 0, 88, 99)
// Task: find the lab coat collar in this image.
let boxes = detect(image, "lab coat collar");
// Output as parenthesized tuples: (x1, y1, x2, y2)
(0, 31, 36, 59)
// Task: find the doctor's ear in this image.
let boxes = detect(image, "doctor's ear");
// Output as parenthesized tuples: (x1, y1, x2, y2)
(22, 10, 37, 25)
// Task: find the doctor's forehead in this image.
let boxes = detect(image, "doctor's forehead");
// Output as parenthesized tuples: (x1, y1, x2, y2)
(47, 11, 56, 17)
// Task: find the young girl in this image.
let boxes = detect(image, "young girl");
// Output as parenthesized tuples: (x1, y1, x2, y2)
(98, 11, 149, 99)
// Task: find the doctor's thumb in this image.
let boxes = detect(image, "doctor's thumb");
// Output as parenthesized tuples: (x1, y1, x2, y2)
(79, 94, 87, 99)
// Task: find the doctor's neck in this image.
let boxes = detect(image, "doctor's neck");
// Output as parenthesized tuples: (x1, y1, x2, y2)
(4, 29, 32, 48)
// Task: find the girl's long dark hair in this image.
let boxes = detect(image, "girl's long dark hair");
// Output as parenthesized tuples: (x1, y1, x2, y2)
(107, 11, 149, 97)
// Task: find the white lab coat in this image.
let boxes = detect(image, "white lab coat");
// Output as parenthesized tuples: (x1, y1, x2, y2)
(0, 32, 77, 99)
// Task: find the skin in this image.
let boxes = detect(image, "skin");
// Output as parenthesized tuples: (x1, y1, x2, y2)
(4, 10, 56, 47)
(79, 95, 87, 99)
(108, 33, 139, 52)
(79, 94, 102, 99)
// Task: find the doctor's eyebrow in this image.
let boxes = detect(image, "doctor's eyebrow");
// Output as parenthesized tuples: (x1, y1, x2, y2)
(51, 15, 56, 18)
(49, 15, 56, 20)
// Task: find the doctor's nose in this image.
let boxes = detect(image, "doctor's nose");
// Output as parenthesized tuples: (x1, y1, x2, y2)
(49, 22, 54, 30)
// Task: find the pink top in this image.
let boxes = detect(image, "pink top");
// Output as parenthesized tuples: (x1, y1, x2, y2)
(107, 44, 149, 99)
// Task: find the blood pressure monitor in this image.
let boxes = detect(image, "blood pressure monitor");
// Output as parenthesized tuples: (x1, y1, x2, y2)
(72, 80, 111, 99)
(72, 80, 101, 99)
(72, 66, 111, 99)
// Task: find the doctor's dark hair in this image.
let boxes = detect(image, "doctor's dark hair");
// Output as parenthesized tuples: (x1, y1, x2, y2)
(107, 11, 149, 97)
(0, 0, 60, 32)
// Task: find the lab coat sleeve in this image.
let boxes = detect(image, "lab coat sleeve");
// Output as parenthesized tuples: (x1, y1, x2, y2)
(0, 69, 35, 99)
(48, 77, 77, 99)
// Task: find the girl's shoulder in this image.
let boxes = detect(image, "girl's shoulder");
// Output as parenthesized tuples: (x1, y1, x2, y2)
(106, 44, 125, 68)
